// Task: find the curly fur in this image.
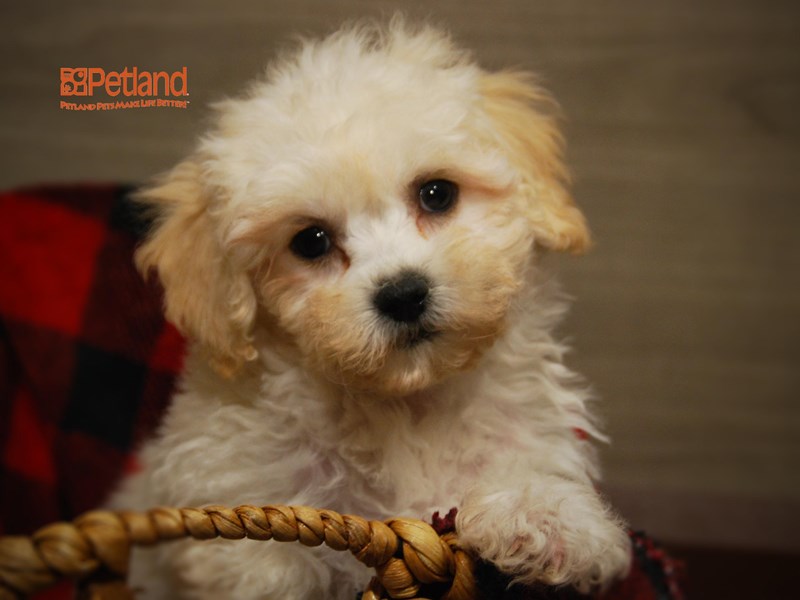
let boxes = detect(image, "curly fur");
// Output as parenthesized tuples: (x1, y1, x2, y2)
(111, 18, 631, 599)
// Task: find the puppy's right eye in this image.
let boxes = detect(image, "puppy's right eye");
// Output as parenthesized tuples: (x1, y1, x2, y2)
(290, 226, 331, 260)
(419, 179, 458, 213)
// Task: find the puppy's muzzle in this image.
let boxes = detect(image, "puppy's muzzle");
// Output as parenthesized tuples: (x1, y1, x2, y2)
(373, 271, 430, 323)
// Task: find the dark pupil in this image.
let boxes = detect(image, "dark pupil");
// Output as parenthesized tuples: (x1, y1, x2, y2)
(290, 226, 330, 259)
(420, 180, 456, 212)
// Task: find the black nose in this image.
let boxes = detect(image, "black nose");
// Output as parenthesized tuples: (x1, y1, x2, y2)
(373, 272, 430, 323)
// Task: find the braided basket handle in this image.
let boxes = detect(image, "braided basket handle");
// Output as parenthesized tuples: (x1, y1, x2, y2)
(0, 505, 477, 600)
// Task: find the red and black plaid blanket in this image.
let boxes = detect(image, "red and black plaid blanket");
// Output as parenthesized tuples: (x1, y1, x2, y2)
(0, 184, 684, 599)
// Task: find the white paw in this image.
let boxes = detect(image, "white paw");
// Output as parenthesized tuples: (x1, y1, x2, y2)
(456, 483, 632, 592)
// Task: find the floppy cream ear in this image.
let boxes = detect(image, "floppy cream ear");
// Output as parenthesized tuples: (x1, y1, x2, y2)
(478, 71, 591, 254)
(135, 160, 258, 375)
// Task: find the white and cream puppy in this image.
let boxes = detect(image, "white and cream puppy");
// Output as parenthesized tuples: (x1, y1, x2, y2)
(113, 20, 631, 600)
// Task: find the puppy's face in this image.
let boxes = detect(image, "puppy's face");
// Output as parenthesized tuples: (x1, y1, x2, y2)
(137, 25, 590, 395)
(243, 143, 528, 395)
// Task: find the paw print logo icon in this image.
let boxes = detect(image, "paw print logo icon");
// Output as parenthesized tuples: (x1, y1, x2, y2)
(60, 68, 88, 96)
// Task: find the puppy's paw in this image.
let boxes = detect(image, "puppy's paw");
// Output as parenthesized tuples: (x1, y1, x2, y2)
(456, 482, 631, 592)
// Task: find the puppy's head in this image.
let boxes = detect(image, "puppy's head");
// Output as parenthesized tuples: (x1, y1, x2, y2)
(137, 21, 589, 394)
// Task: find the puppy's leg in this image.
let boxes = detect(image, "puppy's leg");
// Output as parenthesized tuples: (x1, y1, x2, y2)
(456, 473, 631, 592)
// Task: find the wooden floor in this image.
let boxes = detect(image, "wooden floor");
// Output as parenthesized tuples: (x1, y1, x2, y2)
(1, 0, 799, 559)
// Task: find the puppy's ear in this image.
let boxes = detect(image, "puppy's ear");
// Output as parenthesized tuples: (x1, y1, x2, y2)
(135, 160, 258, 375)
(479, 71, 591, 254)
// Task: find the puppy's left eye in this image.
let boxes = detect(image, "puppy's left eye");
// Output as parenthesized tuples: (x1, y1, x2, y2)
(290, 226, 331, 260)
(419, 179, 458, 213)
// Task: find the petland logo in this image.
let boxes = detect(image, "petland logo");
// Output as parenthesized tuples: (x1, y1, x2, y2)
(59, 67, 190, 110)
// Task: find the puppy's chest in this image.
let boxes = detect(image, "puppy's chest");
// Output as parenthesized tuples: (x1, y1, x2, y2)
(152, 375, 523, 515)
(175, 429, 472, 519)
(316, 414, 499, 516)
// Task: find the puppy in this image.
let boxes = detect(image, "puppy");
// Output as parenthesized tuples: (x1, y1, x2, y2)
(112, 19, 631, 599)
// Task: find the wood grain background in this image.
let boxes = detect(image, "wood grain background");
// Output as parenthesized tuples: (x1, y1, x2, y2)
(1, 0, 798, 553)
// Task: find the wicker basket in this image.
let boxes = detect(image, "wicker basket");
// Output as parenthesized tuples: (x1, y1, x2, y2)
(0, 504, 476, 600)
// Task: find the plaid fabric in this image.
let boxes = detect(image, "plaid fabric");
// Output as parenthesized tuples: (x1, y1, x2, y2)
(0, 184, 683, 599)
(0, 183, 183, 539)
